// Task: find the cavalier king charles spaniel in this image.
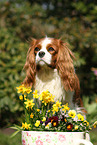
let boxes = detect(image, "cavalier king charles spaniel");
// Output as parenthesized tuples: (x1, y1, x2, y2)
(23, 37, 85, 111)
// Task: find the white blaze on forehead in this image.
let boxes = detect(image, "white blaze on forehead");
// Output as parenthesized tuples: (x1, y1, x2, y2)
(40, 37, 52, 50)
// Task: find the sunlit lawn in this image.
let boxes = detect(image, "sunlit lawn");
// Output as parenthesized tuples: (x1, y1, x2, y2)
(0, 128, 97, 145)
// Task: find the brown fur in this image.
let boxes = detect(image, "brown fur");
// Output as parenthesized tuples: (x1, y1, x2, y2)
(23, 38, 83, 107)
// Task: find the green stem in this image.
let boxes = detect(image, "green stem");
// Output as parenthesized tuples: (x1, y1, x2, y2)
(25, 106, 28, 122)
(24, 104, 29, 124)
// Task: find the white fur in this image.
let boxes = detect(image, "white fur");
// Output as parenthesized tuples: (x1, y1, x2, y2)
(36, 38, 52, 65)
(35, 66, 75, 108)
(34, 37, 75, 108)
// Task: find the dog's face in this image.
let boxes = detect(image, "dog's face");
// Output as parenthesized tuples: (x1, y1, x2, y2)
(24, 37, 78, 93)
(34, 37, 58, 68)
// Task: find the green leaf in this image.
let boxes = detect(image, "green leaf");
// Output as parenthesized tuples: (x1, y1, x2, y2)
(10, 130, 20, 138)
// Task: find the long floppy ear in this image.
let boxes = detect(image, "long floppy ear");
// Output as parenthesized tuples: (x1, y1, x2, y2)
(56, 41, 76, 91)
(23, 38, 37, 87)
(56, 40, 82, 105)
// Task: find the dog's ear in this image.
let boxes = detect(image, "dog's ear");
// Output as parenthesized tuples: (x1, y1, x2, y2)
(56, 40, 82, 107)
(23, 38, 37, 87)
(56, 40, 79, 91)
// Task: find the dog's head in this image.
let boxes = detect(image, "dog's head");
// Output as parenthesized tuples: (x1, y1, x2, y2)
(23, 37, 79, 93)
(35, 37, 57, 68)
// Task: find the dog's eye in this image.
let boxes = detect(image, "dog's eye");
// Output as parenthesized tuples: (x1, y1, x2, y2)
(48, 47, 54, 52)
(35, 47, 40, 51)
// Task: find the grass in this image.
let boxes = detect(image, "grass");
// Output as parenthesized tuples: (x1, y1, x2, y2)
(90, 128, 97, 145)
(0, 129, 97, 145)
(0, 131, 21, 145)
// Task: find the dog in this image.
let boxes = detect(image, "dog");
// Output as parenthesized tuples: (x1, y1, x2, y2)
(23, 37, 84, 110)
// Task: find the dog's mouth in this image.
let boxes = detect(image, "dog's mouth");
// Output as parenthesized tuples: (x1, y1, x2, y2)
(37, 59, 49, 65)
(37, 59, 54, 69)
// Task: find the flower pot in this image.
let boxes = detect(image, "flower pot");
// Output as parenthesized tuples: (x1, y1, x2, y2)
(22, 131, 93, 145)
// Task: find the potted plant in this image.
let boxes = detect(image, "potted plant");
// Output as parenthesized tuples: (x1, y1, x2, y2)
(12, 84, 96, 145)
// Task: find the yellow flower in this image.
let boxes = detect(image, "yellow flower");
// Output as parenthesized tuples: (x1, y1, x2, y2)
(42, 117, 46, 122)
(52, 106, 58, 114)
(35, 120, 40, 127)
(55, 101, 62, 108)
(19, 95, 23, 100)
(52, 104, 57, 108)
(93, 125, 96, 128)
(68, 110, 76, 118)
(84, 120, 89, 126)
(48, 110, 50, 113)
(25, 87, 32, 94)
(16, 84, 25, 94)
(30, 113, 34, 118)
(16, 84, 32, 94)
(62, 103, 70, 113)
(75, 125, 79, 130)
(24, 94, 27, 100)
(93, 121, 97, 128)
(77, 114, 84, 121)
(40, 90, 55, 105)
(33, 90, 39, 99)
(45, 123, 51, 129)
(22, 122, 31, 130)
(24, 99, 35, 109)
(37, 109, 40, 112)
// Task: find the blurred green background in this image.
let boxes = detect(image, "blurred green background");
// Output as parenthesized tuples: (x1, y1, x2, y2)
(0, 0, 97, 144)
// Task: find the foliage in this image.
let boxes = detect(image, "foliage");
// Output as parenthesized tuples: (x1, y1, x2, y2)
(83, 94, 97, 124)
(0, 0, 97, 127)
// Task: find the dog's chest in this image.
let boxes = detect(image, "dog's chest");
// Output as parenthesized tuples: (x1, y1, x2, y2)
(35, 69, 66, 101)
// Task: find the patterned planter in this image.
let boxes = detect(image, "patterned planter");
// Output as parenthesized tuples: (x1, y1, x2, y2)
(22, 131, 93, 145)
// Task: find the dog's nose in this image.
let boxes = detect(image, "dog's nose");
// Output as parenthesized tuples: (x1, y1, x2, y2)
(38, 51, 45, 58)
